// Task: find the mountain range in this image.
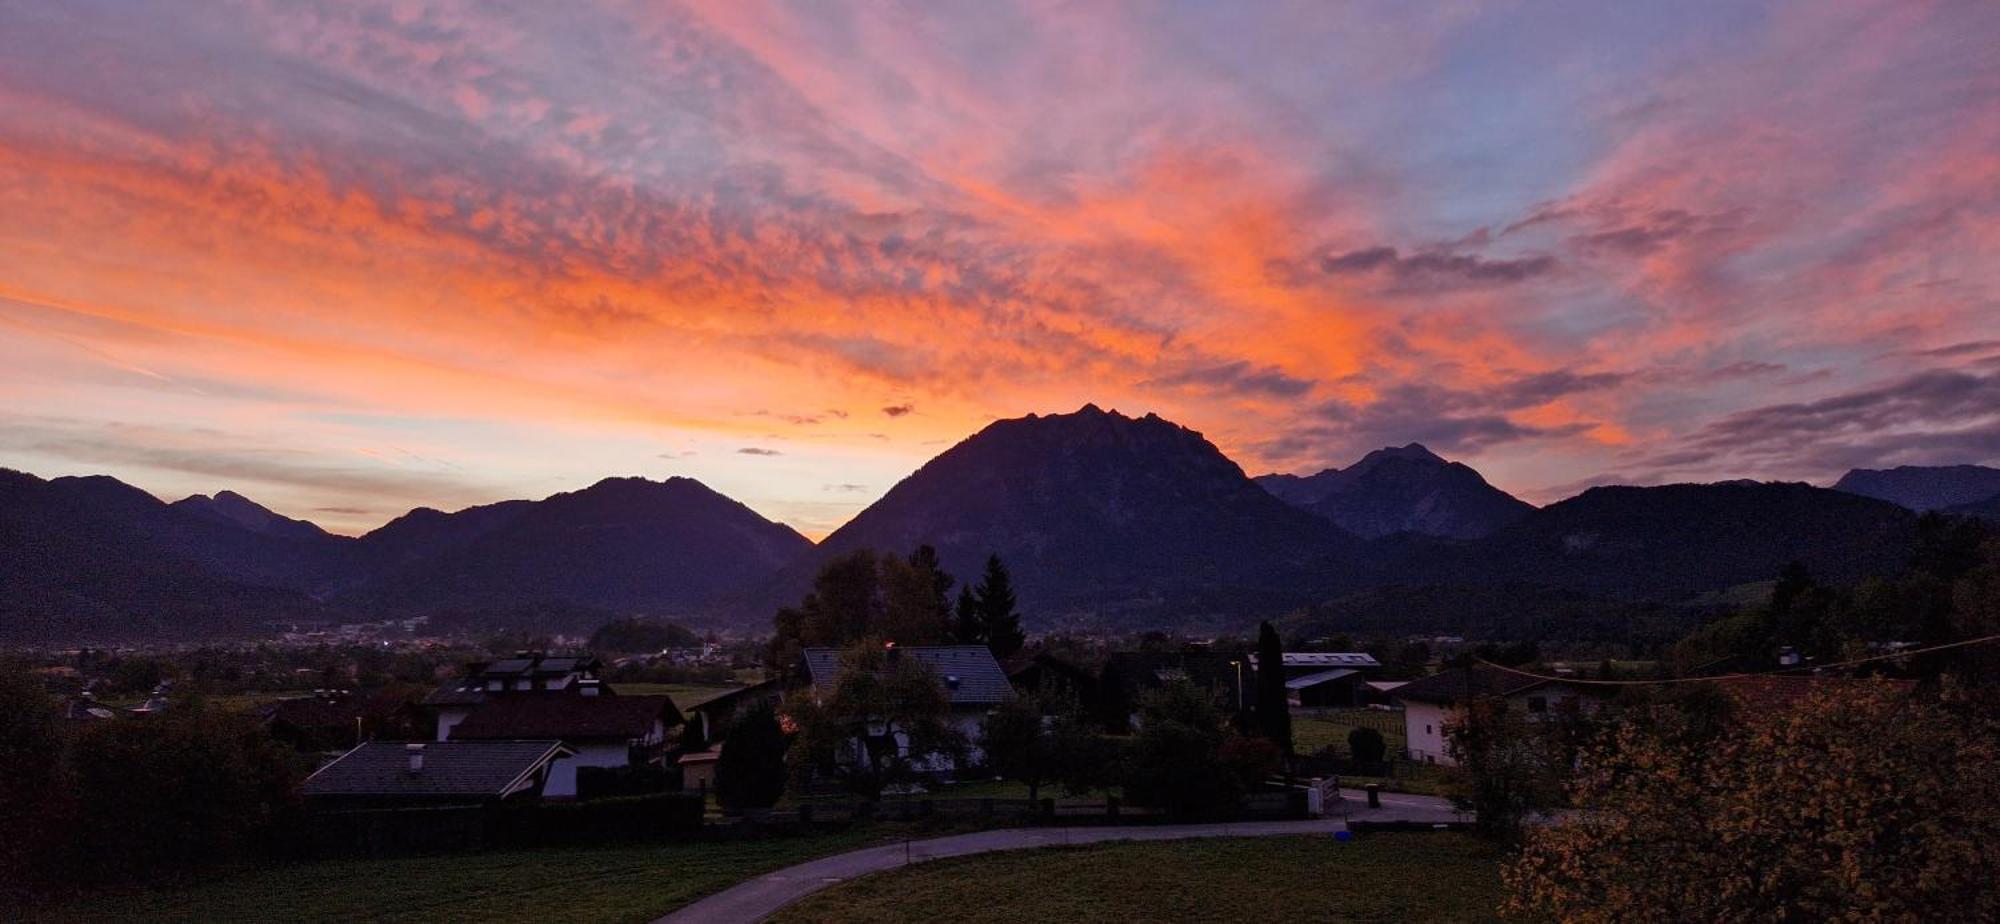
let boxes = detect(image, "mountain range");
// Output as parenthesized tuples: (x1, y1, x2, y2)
(1832, 464, 2000, 513)
(0, 405, 1983, 643)
(1254, 443, 1534, 539)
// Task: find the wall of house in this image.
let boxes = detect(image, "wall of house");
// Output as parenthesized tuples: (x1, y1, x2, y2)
(1403, 684, 1608, 766)
(434, 707, 471, 742)
(542, 742, 631, 799)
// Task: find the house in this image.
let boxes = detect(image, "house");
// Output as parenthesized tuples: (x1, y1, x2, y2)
(446, 691, 681, 799)
(1006, 651, 1101, 705)
(681, 679, 782, 750)
(263, 689, 421, 753)
(302, 740, 571, 806)
(799, 645, 1012, 770)
(419, 653, 605, 741)
(1394, 664, 1611, 765)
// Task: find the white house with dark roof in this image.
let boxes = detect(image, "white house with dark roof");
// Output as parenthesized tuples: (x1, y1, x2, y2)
(799, 645, 1013, 771)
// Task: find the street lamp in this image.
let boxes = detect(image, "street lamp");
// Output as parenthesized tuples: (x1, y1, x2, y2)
(1229, 660, 1243, 711)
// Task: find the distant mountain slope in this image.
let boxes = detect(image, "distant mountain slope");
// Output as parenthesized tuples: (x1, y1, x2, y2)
(794, 405, 1356, 625)
(1398, 481, 1918, 600)
(1255, 443, 1533, 539)
(342, 476, 812, 618)
(0, 470, 334, 642)
(1833, 464, 2000, 511)
(171, 490, 330, 540)
(1945, 492, 2000, 522)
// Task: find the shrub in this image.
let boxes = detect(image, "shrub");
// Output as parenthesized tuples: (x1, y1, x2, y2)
(716, 704, 788, 810)
(1347, 727, 1387, 765)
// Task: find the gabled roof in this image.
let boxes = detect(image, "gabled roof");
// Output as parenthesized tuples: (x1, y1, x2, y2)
(1392, 664, 1550, 706)
(1285, 668, 1358, 690)
(801, 646, 1013, 706)
(449, 694, 681, 742)
(302, 740, 568, 798)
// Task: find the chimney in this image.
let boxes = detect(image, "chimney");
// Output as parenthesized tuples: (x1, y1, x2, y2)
(406, 743, 425, 773)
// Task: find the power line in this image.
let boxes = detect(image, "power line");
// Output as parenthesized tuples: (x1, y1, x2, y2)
(1471, 633, 2000, 688)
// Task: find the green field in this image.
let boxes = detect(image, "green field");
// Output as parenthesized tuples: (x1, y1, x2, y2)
(1292, 708, 1408, 755)
(769, 832, 1508, 923)
(18, 830, 883, 924)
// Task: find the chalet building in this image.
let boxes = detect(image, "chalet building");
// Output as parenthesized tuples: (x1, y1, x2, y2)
(420, 653, 606, 740)
(302, 740, 572, 806)
(444, 687, 680, 799)
(1394, 664, 1610, 765)
(417, 652, 684, 799)
(799, 645, 1012, 771)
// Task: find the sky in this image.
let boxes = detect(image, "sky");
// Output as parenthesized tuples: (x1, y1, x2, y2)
(1, 0, 1996, 539)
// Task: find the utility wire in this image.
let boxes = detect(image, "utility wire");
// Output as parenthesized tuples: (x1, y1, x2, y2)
(1470, 632, 2000, 687)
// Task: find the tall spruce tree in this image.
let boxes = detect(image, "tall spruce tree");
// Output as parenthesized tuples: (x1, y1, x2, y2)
(1254, 621, 1292, 754)
(954, 585, 983, 646)
(972, 554, 1025, 659)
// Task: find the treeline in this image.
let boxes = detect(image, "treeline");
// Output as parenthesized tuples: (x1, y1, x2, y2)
(0, 673, 304, 899)
(765, 546, 1025, 673)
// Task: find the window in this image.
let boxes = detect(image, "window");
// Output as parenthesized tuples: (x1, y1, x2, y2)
(1425, 724, 1433, 735)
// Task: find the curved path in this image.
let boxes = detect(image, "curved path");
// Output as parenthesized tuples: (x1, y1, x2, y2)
(653, 789, 1462, 924)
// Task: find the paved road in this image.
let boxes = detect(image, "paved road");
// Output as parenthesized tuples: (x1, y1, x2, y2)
(653, 790, 1464, 924)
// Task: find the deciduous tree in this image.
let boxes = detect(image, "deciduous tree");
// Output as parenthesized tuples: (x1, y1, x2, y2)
(1506, 682, 2000, 922)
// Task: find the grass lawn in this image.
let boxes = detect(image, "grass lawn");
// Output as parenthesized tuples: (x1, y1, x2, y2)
(18, 830, 887, 924)
(769, 832, 1509, 923)
(1292, 708, 1408, 754)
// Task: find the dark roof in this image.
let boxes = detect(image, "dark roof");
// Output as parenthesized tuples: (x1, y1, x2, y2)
(422, 653, 605, 707)
(449, 694, 681, 742)
(302, 740, 567, 798)
(1392, 664, 1550, 706)
(685, 679, 781, 716)
(1285, 668, 1359, 690)
(801, 646, 1014, 706)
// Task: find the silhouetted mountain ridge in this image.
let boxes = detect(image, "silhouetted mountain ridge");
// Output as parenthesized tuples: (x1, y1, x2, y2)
(1256, 443, 1534, 539)
(788, 404, 1357, 625)
(1833, 464, 2000, 512)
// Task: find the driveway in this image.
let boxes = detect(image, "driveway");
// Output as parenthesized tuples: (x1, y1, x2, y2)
(652, 790, 1464, 924)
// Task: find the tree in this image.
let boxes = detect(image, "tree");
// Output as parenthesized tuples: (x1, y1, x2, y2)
(980, 690, 1058, 802)
(1252, 622, 1292, 754)
(714, 704, 787, 811)
(1444, 696, 1578, 844)
(879, 547, 955, 645)
(70, 700, 303, 877)
(784, 644, 967, 800)
(968, 554, 1025, 659)
(953, 585, 982, 646)
(1506, 683, 2000, 922)
(0, 668, 69, 896)
(1122, 679, 1241, 818)
(1347, 726, 1387, 766)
